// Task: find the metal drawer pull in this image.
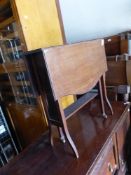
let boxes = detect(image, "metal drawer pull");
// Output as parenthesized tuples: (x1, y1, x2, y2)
(119, 156, 125, 166)
(108, 163, 114, 173)
(108, 163, 117, 174)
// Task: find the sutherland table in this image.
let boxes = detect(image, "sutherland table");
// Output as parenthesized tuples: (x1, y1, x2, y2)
(0, 99, 130, 175)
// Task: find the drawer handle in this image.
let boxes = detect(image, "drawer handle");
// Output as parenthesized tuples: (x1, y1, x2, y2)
(108, 163, 114, 173)
(108, 163, 117, 174)
(119, 155, 125, 172)
(119, 155, 124, 166)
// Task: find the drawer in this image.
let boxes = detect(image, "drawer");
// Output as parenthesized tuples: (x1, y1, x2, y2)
(90, 138, 118, 175)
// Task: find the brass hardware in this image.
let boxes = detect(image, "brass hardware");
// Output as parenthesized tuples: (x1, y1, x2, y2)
(108, 163, 114, 173)
(108, 163, 117, 174)
(119, 156, 125, 166)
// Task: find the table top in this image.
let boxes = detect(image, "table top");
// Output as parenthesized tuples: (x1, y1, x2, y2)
(0, 100, 128, 175)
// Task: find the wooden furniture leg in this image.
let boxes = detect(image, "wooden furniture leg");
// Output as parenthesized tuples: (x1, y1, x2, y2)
(49, 123, 78, 158)
(57, 101, 79, 158)
(98, 79, 107, 118)
(101, 75, 113, 115)
(61, 121, 79, 158)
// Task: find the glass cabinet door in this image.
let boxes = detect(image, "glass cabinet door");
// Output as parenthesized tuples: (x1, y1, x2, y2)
(0, 36, 37, 106)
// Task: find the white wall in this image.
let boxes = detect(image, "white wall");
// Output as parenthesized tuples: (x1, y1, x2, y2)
(59, 0, 131, 43)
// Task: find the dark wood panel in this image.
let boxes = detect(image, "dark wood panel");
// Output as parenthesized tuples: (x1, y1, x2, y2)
(7, 102, 47, 147)
(104, 35, 121, 56)
(106, 60, 127, 86)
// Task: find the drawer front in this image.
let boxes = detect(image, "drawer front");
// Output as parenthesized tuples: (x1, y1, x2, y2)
(116, 109, 130, 173)
(90, 138, 118, 175)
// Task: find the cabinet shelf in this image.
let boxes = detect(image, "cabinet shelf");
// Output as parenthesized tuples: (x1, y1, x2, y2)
(0, 16, 14, 30)
(3, 63, 26, 73)
(0, 81, 30, 86)
(64, 92, 98, 119)
(6, 46, 21, 53)
(15, 93, 35, 98)
(5, 31, 19, 39)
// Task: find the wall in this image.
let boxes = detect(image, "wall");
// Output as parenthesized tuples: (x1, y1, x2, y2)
(59, 0, 131, 43)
